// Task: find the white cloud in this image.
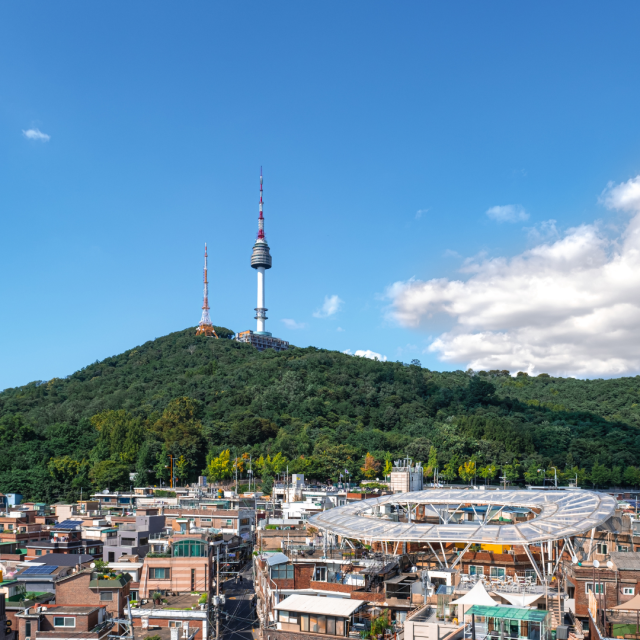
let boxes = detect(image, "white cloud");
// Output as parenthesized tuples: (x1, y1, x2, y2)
(600, 176, 640, 212)
(336, 326, 345, 332)
(444, 249, 462, 258)
(22, 128, 50, 142)
(386, 175, 640, 377)
(342, 349, 352, 355)
(486, 204, 529, 223)
(313, 294, 343, 318)
(282, 318, 306, 329)
(355, 349, 387, 362)
(416, 209, 429, 219)
(525, 219, 559, 243)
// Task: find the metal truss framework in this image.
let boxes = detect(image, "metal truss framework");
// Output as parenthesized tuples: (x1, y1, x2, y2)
(308, 489, 616, 546)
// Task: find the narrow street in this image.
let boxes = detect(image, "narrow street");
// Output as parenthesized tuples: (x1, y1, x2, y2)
(217, 563, 258, 640)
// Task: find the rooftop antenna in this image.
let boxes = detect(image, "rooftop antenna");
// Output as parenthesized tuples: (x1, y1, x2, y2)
(196, 243, 219, 338)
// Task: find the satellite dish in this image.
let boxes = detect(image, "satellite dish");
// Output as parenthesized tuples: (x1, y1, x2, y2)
(593, 559, 600, 568)
(90, 563, 96, 569)
(571, 556, 578, 564)
(607, 561, 614, 569)
(103, 489, 110, 494)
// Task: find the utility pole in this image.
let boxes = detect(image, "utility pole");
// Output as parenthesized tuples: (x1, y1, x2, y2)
(216, 545, 220, 640)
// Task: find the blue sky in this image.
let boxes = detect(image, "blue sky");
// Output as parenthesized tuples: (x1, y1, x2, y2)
(3, 2, 640, 389)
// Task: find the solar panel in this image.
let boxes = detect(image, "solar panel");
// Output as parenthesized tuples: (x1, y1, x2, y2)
(21, 565, 57, 575)
(55, 520, 83, 529)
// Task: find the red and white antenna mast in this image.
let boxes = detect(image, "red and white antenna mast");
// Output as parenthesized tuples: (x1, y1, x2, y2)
(258, 166, 265, 240)
(196, 243, 218, 337)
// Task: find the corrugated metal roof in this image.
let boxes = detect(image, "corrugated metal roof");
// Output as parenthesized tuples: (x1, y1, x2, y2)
(274, 594, 364, 617)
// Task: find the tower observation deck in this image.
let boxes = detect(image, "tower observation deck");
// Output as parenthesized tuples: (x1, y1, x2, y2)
(236, 170, 289, 352)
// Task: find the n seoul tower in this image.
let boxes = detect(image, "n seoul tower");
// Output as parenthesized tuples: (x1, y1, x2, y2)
(251, 168, 272, 335)
(236, 170, 289, 352)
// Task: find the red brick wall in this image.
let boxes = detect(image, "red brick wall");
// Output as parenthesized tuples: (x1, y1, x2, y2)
(308, 581, 355, 594)
(55, 572, 130, 618)
(294, 565, 313, 590)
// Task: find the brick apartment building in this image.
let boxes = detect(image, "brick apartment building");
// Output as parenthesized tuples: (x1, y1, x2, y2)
(16, 604, 110, 640)
(139, 535, 213, 598)
(55, 569, 131, 621)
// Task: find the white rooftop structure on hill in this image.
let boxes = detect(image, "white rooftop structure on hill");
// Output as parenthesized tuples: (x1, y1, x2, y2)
(308, 488, 616, 545)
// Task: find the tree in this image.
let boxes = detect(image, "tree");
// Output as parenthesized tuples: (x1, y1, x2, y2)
(458, 461, 476, 484)
(206, 450, 232, 482)
(441, 460, 458, 483)
(424, 446, 438, 479)
(89, 460, 130, 491)
(590, 462, 610, 488)
(361, 453, 382, 479)
(479, 464, 497, 485)
(624, 466, 640, 488)
(383, 457, 393, 479)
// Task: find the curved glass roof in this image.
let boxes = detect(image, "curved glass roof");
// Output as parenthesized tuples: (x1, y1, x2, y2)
(308, 489, 616, 544)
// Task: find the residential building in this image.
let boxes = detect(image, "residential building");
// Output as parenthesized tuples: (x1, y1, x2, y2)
(271, 593, 367, 639)
(130, 594, 209, 640)
(25, 520, 103, 559)
(89, 491, 137, 512)
(390, 460, 423, 493)
(14, 564, 78, 596)
(103, 513, 165, 563)
(0, 512, 45, 546)
(16, 604, 110, 640)
(164, 508, 253, 540)
(139, 534, 213, 598)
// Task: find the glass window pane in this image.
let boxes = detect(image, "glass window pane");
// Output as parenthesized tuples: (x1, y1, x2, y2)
(301, 615, 310, 632)
(317, 615, 326, 634)
(336, 620, 344, 636)
(327, 617, 336, 635)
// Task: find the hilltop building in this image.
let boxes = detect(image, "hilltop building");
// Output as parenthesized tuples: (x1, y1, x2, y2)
(236, 170, 289, 352)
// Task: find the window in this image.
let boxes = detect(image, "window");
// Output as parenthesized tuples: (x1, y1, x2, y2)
(7, 524, 13, 530)
(201, 518, 212, 523)
(103, 498, 111, 502)
(596, 543, 608, 555)
(173, 540, 207, 558)
(271, 564, 294, 580)
(25, 622, 31, 638)
(301, 615, 310, 632)
(54, 618, 76, 627)
(624, 587, 635, 595)
(586, 583, 606, 594)
(490, 567, 506, 578)
(169, 621, 183, 628)
(315, 567, 327, 581)
(524, 570, 537, 580)
(469, 566, 484, 576)
(327, 618, 336, 635)
(149, 567, 171, 579)
(225, 520, 233, 528)
(240, 518, 250, 526)
(310, 615, 327, 634)
(35, 550, 42, 556)
(100, 592, 114, 601)
(279, 611, 298, 624)
(121, 538, 135, 546)
(140, 537, 148, 546)
(618, 545, 629, 552)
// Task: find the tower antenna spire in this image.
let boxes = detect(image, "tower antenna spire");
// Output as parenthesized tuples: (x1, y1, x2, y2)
(196, 243, 219, 338)
(235, 168, 289, 352)
(258, 166, 265, 239)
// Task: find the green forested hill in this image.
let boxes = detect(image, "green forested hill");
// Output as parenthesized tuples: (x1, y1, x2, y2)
(2, 327, 640, 502)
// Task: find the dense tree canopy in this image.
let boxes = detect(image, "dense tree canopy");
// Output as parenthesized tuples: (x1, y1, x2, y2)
(3, 327, 640, 501)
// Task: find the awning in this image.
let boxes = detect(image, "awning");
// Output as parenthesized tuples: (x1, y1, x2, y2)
(465, 606, 549, 622)
(495, 592, 544, 607)
(451, 582, 499, 606)
(613, 594, 640, 611)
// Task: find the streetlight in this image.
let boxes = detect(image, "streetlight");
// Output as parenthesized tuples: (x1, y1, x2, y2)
(537, 468, 546, 487)
(549, 467, 558, 488)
